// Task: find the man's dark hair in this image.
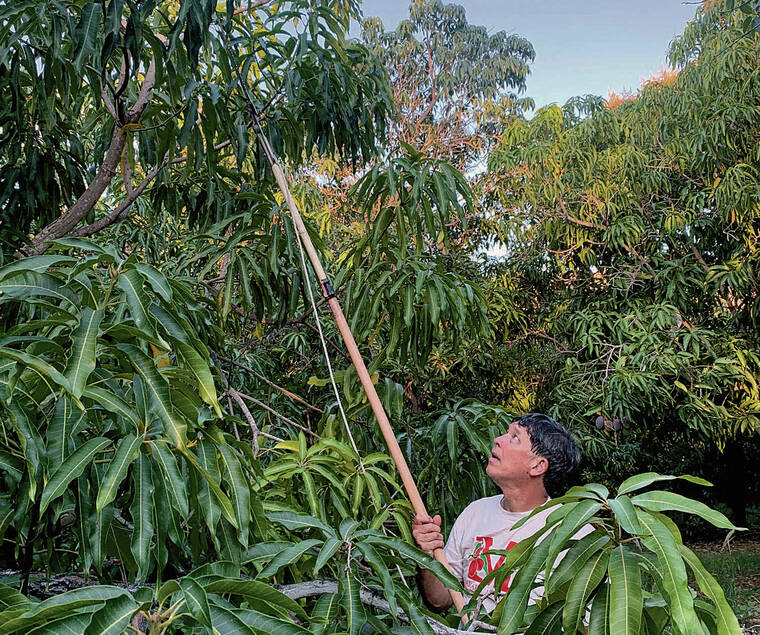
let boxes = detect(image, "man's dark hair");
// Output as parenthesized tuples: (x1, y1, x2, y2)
(515, 413, 581, 497)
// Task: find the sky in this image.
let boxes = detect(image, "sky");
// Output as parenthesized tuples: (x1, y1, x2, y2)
(354, 1, 698, 110)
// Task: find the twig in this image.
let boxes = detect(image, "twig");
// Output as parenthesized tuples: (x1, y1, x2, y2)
(234, 390, 321, 439)
(214, 353, 323, 414)
(226, 387, 261, 456)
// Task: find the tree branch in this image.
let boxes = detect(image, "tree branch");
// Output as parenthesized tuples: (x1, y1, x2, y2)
(25, 57, 158, 255)
(274, 579, 496, 634)
(234, 390, 321, 439)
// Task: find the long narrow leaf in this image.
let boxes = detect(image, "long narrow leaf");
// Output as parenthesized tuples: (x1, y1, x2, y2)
(96, 434, 141, 512)
(64, 308, 103, 398)
(40, 437, 110, 513)
(608, 545, 642, 635)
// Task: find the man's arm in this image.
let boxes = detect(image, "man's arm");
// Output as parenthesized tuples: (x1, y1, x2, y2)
(411, 513, 454, 611)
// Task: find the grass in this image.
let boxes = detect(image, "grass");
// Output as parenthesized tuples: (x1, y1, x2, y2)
(692, 535, 760, 629)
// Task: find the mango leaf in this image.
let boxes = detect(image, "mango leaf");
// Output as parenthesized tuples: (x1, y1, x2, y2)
(267, 510, 335, 538)
(64, 308, 103, 398)
(608, 545, 642, 635)
(314, 537, 342, 576)
(175, 341, 220, 416)
(0, 271, 78, 306)
(498, 536, 552, 635)
(150, 441, 189, 518)
(0, 586, 129, 634)
(217, 444, 250, 546)
(588, 584, 610, 635)
(117, 270, 161, 343)
(232, 607, 311, 635)
(96, 433, 141, 512)
(40, 437, 110, 514)
(547, 531, 609, 594)
(360, 534, 462, 591)
(343, 566, 366, 635)
(134, 263, 172, 302)
(208, 604, 257, 634)
(562, 549, 609, 633)
(524, 601, 563, 635)
(116, 343, 187, 448)
(83, 593, 137, 635)
(678, 545, 743, 635)
(202, 579, 308, 620)
(617, 472, 711, 496)
(255, 539, 321, 579)
(46, 396, 85, 466)
(608, 495, 642, 535)
(73, 2, 103, 71)
(637, 511, 700, 634)
(631, 490, 742, 531)
(0, 347, 72, 394)
(130, 451, 154, 581)
(179, 577, 212, 629)
(82, 385, 141, 431)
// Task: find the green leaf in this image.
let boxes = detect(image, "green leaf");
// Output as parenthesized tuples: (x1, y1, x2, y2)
(217, 444, 250, 546)
(180, 577, 212, 629)
(96, 433, 141, 512)
(314, 536, 342, 575)
(118, 270, 161, 343)
(130, 451, 154, 580)
(82, 386, 141, 431)
(150, 441, 189, 517)
(0, 347, 72, 394)
(134, 263, 172, 302)
(563, 549, 608, 633)
(608, 545, 642, 635)
(524, 601, 563, 635)
(202, 579, 308, 620)
(64, 308, 103, 398)
(116, 343, 186, 448)
(637, 511, 699, 634)
(617, 472, 711, 496)
(255, 539, 321, 579)
(176, 341, 220, 416)
(631, 490, 742, 530)
(46, 396, 84, 467)
(182, 448, 238, 529)
(208, 604, 257, 634)
(360, 534, 462, 591)
(73, 2, 103, 71)
(678, 545, 743, 635)
(0, 586, 128, 635)
(40, 437, 110, 514)
(343, 566, 365, 635)
(267, 511, 335, 538)
(547, 531, 609, 594)
(499, 536, 553, 635)
(83, 593, 137, 635)
(0, 271, 78, 306)
(0, 584, 30, 610)
(588, 585, 610, 635)
(233, 607, 311, 635)
(608, 495, 642, 535)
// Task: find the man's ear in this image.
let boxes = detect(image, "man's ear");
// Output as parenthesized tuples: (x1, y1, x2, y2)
(529, 456, 548, 477)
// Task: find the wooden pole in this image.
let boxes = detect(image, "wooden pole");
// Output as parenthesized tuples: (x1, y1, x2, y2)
(263, 144, 467, 616)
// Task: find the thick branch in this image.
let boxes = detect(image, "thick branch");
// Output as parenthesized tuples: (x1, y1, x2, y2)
(26, 58, 157, 255)
(227, 387, 262, 455)
(233, 0, 274, 15)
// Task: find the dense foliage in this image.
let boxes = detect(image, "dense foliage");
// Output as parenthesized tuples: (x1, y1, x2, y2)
(0, 0, 756, 633)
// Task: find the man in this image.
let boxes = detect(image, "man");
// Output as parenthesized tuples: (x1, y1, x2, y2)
(412, 413, 582, 612)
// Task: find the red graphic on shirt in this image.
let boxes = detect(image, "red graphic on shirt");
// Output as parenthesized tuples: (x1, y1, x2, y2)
(467, 537, 518, 593)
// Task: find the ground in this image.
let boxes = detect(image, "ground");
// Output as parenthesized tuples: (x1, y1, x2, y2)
(691, 532, 760, 633)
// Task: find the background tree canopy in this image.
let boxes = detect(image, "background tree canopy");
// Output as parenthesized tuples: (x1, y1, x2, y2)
(0, 0, 757, 633)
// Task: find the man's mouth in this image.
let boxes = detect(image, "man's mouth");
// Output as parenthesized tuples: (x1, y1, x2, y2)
(489, 451, 499, 462)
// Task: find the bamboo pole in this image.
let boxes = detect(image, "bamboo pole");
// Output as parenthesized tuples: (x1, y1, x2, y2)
(251, 119, 467, 616)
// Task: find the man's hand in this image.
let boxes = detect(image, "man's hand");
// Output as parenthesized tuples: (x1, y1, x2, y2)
(412, 513, 444, 555)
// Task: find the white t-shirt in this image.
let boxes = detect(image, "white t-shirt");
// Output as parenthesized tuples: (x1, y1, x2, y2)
(443, 495, 589, 613)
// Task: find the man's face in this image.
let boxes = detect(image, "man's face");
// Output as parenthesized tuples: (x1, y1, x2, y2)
(486, 422, 543, 487)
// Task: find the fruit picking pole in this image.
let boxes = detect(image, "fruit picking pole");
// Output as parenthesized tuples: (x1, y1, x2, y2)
(245, 106, 466, 615)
